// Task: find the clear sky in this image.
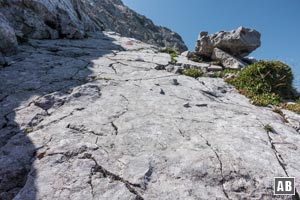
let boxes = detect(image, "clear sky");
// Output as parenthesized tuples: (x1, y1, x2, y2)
(123, 0, 300, 89)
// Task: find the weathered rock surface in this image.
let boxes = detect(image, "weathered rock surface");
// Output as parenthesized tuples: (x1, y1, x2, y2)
(0, 13, 18, 55)
(195, 26, 261, 58)
(0, 0, 187, 52)
(212, 48, 247, 69)
(1, 32, 300, 200)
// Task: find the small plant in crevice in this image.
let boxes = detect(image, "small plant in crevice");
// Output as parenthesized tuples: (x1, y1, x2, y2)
(160, 47, 177, 63)
(181, 68, 204, 78)
(264, 124, 275, 133)
(23, 127, 34, 134)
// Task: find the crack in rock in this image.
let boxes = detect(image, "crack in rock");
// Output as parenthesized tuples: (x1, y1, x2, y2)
(141, 163, 154, 190)
(110, 121, 118, 135)
(108, 63, 118, 74)
(198, 134, 230, 199)
(66, 123, 104, 136)
(258, 120, 300, 199)
(34, 107, 85, 132)
(89, 156, 144, 200)
(108, 94, 130, 136)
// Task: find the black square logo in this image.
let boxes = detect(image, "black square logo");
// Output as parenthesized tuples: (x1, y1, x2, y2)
(274, 177, 295, 195)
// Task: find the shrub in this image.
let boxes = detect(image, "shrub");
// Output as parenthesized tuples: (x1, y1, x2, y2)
(223, 68, 240, 75)
(250, 93, 280, 106)
(181, 68, 204, 78)
(226, 61, 297, 106)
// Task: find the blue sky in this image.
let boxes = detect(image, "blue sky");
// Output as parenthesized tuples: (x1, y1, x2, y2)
(123, 0, 300, 88)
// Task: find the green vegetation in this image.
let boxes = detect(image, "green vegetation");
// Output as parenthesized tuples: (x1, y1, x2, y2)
(225, 61, 297, 107)
(264, 124, 275, 133)
(23, 127, 33, 134)
(223, 68, 240, 75)
(211, 71, 223, 78)
(160, 47, 177, 63)
(280, 102, 300, 114)
(181, 68, 204, 78)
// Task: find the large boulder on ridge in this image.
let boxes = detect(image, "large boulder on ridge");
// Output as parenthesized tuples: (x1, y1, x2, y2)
(195, 26, 261, 58)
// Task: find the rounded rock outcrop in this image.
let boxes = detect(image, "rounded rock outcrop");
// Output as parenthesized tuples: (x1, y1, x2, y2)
(195, 26, 261, 58)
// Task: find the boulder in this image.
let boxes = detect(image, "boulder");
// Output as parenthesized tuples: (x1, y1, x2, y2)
(181, 51, 193, 58)
(212, 47, 247, 69)
(0, 13, 18, 55)
(207, 65, 223, 71)
(195, 26, 261, 58)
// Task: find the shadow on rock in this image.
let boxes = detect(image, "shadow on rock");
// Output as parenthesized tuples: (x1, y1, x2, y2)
(0, 32, 124, 200)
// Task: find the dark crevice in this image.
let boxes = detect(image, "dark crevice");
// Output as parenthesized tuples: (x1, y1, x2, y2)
(178, 129, 185, 138)
(66, 123, 104, 136)
(108, 63, 118, 74)
(111, 121, 118, 135)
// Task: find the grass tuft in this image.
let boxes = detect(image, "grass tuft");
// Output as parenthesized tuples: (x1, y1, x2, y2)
(160, 47, 178, 63)
(264, 124, 275, 133)
(181, 68, 204, 78)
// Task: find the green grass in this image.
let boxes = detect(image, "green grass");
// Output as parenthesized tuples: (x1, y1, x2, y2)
(181, 68, 204, 78)
(160, 47, 177, 63)
(264, 124, 275, 133)
(225, 60, 297, 107)
(280, 102, 300, 114)
(223, 68, 240, 75)
(212, 71, 223, 78)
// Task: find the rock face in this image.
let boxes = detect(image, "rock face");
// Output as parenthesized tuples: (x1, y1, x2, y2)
(1, 32, 300, 200)
(0, 0, 187, 52)
(0, 13, 18, 55)
(195, 26, 261, 58)
(212, 48, 247, 69)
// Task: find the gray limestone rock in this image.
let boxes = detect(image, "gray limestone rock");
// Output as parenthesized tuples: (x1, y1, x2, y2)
(0, 0, 187, 52)
(0, 32, 300, 200)
(195, 26, 261, 58)
(212, 47, 248, 69)
(0, 53, 5, 67)
(0, 13, 18, 55)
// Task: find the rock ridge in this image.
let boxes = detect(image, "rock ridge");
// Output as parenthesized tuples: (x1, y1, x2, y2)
(0, 0, 187, 55)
